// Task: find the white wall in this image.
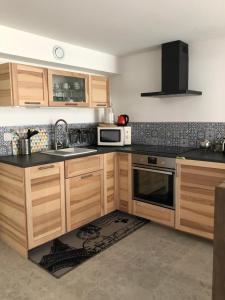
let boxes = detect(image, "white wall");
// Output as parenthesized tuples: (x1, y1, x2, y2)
(0, 26, 118, 74)
(111, 37, 225, 122)
(0, 107, 104, 126)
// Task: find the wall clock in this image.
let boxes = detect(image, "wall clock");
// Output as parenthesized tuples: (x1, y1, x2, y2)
(53, 46, 65, 60)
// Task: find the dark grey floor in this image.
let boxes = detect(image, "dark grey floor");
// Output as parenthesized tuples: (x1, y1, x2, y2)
(0, 223, 213, 300)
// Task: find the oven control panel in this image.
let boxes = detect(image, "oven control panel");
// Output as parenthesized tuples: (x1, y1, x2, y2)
(132, 154, 176, 170)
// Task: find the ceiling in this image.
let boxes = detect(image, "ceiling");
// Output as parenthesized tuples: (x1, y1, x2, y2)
(1, 0, 225, 55)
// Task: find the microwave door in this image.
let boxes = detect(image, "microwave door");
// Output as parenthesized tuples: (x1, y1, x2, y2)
(100, 129, 121, 142)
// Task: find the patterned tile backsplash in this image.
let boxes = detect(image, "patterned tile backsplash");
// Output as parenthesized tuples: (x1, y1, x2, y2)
(130, 122, 225, 147)
(0, 123, 97, 156)
(0, 122, 224, 156)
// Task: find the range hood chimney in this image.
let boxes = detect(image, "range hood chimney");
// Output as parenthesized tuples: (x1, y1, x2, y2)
(141, 40, 202, 97)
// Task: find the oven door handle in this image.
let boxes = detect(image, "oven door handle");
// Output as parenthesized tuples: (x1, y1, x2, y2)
(132, 166, 173, 176)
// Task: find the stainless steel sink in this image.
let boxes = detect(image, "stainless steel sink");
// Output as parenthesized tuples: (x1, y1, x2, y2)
(43, 147, 97, 157)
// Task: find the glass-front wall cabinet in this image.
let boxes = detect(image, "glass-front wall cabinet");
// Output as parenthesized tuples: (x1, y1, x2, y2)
(48, 70, 89, 106)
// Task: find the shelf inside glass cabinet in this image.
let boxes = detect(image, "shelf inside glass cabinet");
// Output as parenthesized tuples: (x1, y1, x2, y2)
(52, 74, 86, 103)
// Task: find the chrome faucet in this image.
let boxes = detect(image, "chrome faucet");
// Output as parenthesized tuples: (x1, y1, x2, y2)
(54, 119, 69, 150)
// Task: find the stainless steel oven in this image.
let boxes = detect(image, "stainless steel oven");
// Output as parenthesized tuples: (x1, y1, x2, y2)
(132, 154, 176, 209)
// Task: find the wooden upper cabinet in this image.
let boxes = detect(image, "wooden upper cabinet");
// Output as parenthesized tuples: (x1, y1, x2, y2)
(89, 75, 109, 107)
(48, 69, 89, 107)
(11, 64, 48, 106)
(0, 63, 14, 106)
(176, 159, 225, 240)
(0, 63, 48, 106)
(25, 162, 66, 249)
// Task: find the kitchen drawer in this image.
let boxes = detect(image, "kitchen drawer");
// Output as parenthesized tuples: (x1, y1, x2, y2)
(65, 154, 103, 178)
(29, 163, 61, 179)
(133, 200, 175, 227)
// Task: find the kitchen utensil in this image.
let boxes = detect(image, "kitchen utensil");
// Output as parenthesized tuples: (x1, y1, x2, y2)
(26, 129, 39, 139)
(222, 138, 225, 154)
(117, 114, 129, 126)
(199, 139, 211, 149)
(27, 130, 39, 139)
(18, 138, 31, 155)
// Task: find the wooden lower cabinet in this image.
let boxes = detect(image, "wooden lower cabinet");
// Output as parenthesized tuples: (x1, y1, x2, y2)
(25, 162, 66, 249)
(176, 159, 225, 239)
(66, 170, 104, 231)
(0, 162, 65, 256)
(117, 153, 132, 213)
(133, 201, 175, 227)
(103, 153, 117, 214)
(0, 163, 28, 256)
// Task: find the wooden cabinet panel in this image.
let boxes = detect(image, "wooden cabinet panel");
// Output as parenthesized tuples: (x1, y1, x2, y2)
(213, 182, 225, 300)
(66, 170, 103, 231)
(11, 64, 48, 106)
(48, 69, 89, 107)
(133, 201, 175, 227)
(65, 154, 103, 178)
(117, 153, 132, 213)
(103, 153, 117, 214)
(25, 162, 65, 249)
(176, 159, 225, 239)
(89, 75, 109, 107)
(0, 163, 27, 256)
(0, 63, 14, 106)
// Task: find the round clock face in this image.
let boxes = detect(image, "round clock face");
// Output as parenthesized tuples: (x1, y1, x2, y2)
(53, 46, 64, 59)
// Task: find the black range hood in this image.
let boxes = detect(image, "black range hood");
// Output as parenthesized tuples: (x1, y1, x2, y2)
(141, 40, 202, 98)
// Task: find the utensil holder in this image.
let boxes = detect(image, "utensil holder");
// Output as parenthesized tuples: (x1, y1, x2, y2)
(18, 138, 31, 155)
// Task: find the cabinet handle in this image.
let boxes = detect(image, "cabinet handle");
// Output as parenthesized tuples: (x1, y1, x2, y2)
(65, 103, 78, 106)
(38, 165, 55, 170)
(24, 101, 41, 105)
(81, 173, 93, 179)
(96, 104, 107, 107)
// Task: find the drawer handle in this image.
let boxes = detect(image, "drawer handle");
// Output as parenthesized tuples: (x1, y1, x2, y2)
(24, 101, 41, 105)
(65, 103, 78, 106)
(38, 165, 55, 170)
(81, 174, 93, 179)
(96, 104, 107, 107)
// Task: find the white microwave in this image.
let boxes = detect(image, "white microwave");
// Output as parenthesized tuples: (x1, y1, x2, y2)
(97, 126, 131, 146)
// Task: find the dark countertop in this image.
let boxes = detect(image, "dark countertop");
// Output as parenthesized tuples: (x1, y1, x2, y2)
(0, 145, 225, 168)
(182, 149, 225, 163)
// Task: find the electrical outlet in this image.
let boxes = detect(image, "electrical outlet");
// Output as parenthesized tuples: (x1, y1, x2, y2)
(4, 133, 12, 142)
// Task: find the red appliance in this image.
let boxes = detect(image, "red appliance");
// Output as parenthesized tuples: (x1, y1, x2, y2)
(117, 114, 129, 126)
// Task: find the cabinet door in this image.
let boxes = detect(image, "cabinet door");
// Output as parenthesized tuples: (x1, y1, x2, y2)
(66, 170, 103, 231)
(48, 69, 89, 107)
(89, 75, 109, 108)
(11, 64, 48, 106)
(103, 153, 117, 214)
(117, 153, 132, 213)
(0, 63, 14, 106)
(176, 160, 225, 239)
(25, 162, 66, 249)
